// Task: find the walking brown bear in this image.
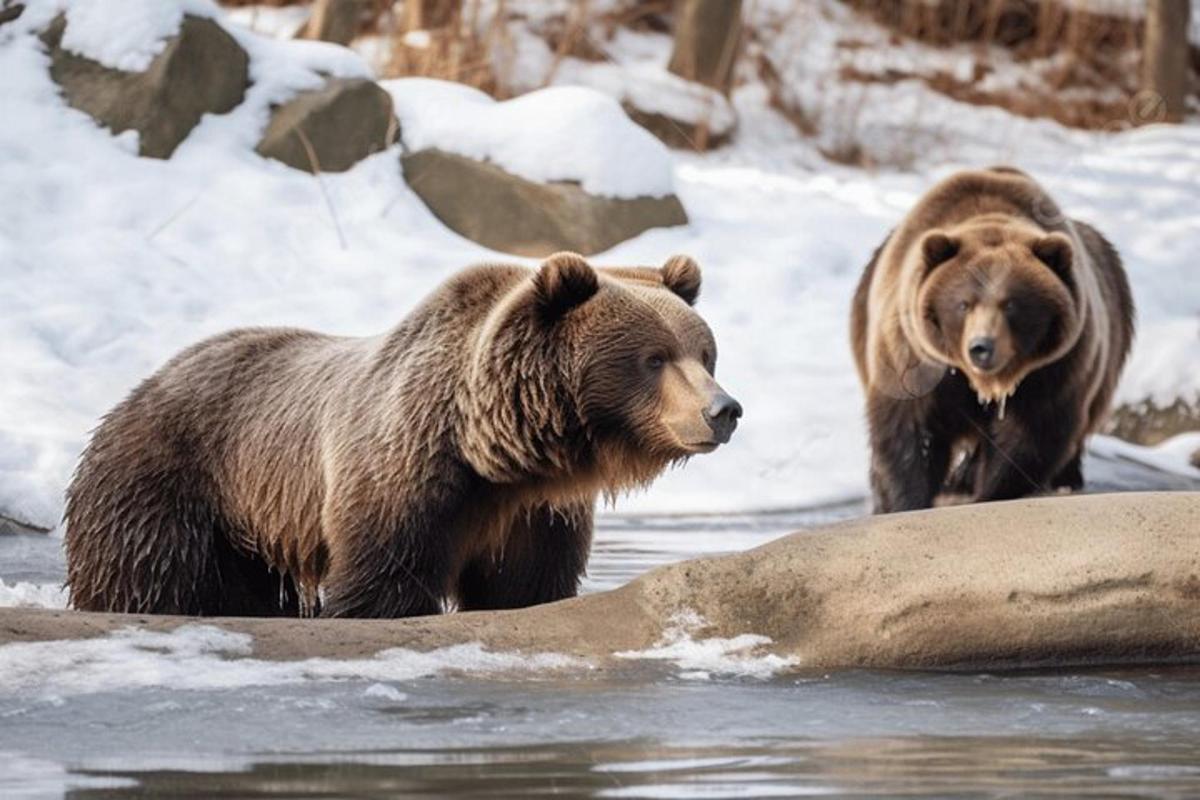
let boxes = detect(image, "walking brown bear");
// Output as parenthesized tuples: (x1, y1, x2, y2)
(851, 167, 1134, 513)
(65, 252, 741, 617)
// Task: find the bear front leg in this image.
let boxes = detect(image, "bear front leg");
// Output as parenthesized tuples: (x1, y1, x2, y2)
(457, 502, 594, 611)
(973, 402, 1079, 502)
(867, 394, 951, 514)
(318, 497, 461, 619)
(1050, 448, 1084, 492)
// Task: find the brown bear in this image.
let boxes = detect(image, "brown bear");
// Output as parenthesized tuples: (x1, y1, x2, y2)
(64, 252, 741, 618)
(851, 167, 1133, 513)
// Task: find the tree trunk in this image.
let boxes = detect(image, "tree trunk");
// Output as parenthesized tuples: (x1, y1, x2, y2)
(667, 0, 743, 95)
(1141, 0, 1191, 123)
(301, 0, 365, 46)
(406, 0, 460, 31)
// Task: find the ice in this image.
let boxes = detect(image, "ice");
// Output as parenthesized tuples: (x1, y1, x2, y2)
(0, 625, 582, 698)
(0, 580, 68, 610)
(615, 611, 797, 679)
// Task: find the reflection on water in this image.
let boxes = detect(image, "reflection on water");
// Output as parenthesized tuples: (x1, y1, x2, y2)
(61, 736, 1200, 799)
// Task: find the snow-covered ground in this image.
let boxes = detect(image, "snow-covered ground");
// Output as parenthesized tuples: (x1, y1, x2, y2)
(0, 0, 1197, 531)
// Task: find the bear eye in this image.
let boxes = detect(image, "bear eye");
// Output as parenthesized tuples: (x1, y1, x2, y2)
(1002, 299, 1018, 314)
(957, 300, 970, 313)
(645, 352, 667, 371)
(701, 349, 712, 369)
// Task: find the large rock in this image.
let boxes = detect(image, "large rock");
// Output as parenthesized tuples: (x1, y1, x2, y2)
(256, 78, 398, 173)
(401, 148, 688, 257)
(0, 511, 49, 536)
(42, 15, 248, 159)
(1106, 396, 1200, 446)
(2, 492, 1197, 672)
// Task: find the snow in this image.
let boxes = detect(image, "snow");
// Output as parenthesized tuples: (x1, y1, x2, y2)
(60, 0, 193, 71)
(549, 29, 737, 133)
(0, 625, 580, 698)
(385, 78, 677, 198)
(0, 0, 1197, 531)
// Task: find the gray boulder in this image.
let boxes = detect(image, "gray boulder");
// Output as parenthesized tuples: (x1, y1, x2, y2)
(256, 78, 398, 173)
(1106, 395, 1200, 446)
(401, 148, 688, 257)
(0, 511, 49, 536)
(42, 14, 248, 159)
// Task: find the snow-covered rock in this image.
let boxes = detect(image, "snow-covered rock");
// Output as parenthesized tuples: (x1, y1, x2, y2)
(42, 12, 248, 158)
(1108, 396, 1200, 447)
(385, 79, 677, 199)
(401, 147, 687, 257)
(387, 79, 689, 255)
(256, 77, 397, 173)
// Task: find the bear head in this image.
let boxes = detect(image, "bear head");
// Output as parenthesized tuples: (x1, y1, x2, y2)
(461, 252, 740, 498)
(912, 220, 1082, 403)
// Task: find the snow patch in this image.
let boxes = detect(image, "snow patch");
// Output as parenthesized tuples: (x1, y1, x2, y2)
(60, 0, 217, 72)
(616, 611, 797, 679)
(0, 626, 583, 698)
(384, 78, 676, 198)
(551, 30, 736, 133)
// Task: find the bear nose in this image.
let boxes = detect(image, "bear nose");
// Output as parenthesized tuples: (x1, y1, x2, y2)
(703, 392, 743, 443)
(968, 337, 996, 369)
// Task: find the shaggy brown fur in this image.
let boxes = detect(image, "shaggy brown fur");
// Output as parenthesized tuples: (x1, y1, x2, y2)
(851, 167, 1133, 513)
(65, 253, 741, 617)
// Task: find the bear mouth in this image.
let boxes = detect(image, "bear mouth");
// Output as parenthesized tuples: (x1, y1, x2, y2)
(680, 440, 721, 454)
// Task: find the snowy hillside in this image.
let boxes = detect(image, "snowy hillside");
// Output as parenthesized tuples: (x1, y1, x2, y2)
(0, 0, 1198, 531)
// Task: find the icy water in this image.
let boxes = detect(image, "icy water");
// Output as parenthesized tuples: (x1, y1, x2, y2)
(1, 452, 1198, 799)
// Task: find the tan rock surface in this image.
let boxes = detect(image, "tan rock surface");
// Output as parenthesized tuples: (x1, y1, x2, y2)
(2, 492, 1197, 672)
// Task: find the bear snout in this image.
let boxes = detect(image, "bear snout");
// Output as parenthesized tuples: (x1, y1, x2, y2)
(968, 336, 996, 370)
(703, 391, 743, 444)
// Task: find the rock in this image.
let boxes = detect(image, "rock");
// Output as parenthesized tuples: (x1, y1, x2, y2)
(401, 148, 688, 257)
(617, 68, 737, 150)
(0, 511, 50, 536)
(42, 15, 248, 159)
(1106, 396, 1200, 446)
(0, 2, 24, 27)
(3, 492, 1197, 672)
(256, 78, 398, 173)
(300, 0, 366, 46)
(624, 102, 735, 151)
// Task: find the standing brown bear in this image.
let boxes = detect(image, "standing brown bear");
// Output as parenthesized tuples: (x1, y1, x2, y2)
(65, 252, 741, 617)
(851, 167, 1133, 513)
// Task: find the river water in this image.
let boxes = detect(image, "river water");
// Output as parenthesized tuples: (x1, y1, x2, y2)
(1, 450, 1198, 799)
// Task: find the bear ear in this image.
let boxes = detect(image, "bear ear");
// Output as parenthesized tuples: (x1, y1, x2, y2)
(921, 231, 960, 271)
(1032, 233, 1074, 281)
(661, 254, 701, 305)
(535, 251, 599, 318)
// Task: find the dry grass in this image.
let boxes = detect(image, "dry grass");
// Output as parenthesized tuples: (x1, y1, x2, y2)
(372, 0, 669, 97)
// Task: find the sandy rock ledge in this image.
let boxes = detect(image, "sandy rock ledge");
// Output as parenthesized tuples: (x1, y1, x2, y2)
(1, 492, 1197, 673)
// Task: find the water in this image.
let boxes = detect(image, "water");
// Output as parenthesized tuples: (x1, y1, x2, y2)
(1, 452, 1198, 799)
